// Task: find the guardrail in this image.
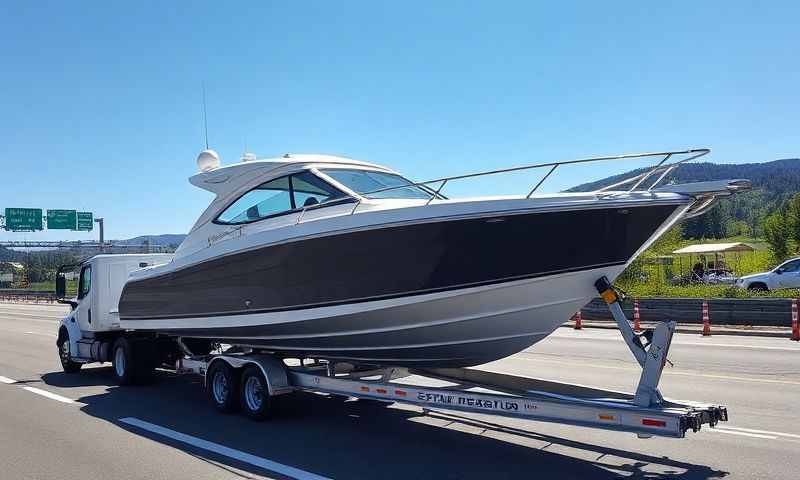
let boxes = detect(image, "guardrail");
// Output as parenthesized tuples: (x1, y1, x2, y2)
(0, 290, 57, 303)
(580, 297, 795, 327)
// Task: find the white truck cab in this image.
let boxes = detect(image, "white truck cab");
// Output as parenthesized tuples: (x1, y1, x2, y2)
(56, 254, 174, 369)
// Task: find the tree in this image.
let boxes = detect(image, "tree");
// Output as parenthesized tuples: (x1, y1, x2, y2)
(785, 192, 800, 245)
(763, 213, 791, 261)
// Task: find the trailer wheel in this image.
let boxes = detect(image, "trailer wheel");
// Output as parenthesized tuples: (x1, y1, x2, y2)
(57, 331, 82, 374)
(112, 338, 137, 385)
(240, 366, 273, 420)
(206, 361, 240, 413)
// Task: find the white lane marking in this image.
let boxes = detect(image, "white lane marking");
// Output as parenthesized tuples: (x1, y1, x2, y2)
(0, 376, 17, 384)
(23, 387, 75, 404)
(514, 355, 800, 386)
(120, 417, 331, 480)
(716, 426, 800, 439)
(0, 312, 62, 321)
(25, 331, 57, 338)
(551, 331, 799, 351)
(705, 429, 777, 439)
(0, 317, 60, 325)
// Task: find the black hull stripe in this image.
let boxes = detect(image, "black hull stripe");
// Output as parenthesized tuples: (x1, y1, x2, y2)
(120, 260, 625, 321)
(119, 204, 679, 321)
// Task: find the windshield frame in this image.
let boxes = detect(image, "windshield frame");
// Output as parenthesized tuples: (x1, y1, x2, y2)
(317, 167, 444, 201)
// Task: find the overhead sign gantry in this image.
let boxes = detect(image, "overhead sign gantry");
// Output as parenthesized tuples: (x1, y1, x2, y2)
(2, 208, 93, 232)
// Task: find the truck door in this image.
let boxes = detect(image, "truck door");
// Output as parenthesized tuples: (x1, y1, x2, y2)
(74, 264, 93, 330)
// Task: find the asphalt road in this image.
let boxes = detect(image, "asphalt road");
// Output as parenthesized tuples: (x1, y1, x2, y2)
(1, 302, 798, 479)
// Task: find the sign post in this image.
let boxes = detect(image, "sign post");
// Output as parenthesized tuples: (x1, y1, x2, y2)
(46, 210, 78, 230)
(4, 208, 43, 231)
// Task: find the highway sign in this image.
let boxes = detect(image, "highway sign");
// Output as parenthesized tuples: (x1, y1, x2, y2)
(4, 208, 43, 231)
(76, 212, 93, 231)
(47, 209, 77, 230)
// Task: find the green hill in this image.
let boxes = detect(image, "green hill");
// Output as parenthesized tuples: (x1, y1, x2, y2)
(569, 158, 800, 239)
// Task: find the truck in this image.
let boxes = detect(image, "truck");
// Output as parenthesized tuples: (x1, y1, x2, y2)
(55, 254, 728, 435)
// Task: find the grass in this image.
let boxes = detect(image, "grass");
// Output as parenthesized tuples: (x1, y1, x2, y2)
(618, 234, 800, 298)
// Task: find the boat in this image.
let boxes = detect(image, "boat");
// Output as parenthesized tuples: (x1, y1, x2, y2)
(117, 148, 749, 367)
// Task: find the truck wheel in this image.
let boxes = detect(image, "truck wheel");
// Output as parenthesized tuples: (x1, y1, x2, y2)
(112, 338, 136, 385)
(206, 361, 240, 413)
(57, 332, 82, 374)
(240, 366, 273, 420)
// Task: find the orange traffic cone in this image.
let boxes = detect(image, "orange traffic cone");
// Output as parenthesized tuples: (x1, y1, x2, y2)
(573, 310, 583, 330)
(633, 298, 641, 332)
(701, 300, 711, 336)
(791, 299, 799, 342)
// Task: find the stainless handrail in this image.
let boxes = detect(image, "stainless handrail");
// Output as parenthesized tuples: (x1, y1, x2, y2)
(345, 148, 710, 214)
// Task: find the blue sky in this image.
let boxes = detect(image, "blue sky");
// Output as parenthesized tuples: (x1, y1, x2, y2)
(1, 1, 798, 241)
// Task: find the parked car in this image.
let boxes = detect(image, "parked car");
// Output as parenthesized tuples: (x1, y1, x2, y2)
(735, 257, 800, 291)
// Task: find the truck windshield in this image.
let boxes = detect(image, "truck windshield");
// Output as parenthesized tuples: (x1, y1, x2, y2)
(321, 169, 433, 200)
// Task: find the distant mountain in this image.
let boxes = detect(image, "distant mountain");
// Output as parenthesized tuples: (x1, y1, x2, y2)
(568, 158, 800, 197)
(569, 158, 800, 239)
(115, 234, 187, 247)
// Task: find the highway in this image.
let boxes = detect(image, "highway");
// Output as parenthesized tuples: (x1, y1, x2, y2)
(1, 302, 798, 479)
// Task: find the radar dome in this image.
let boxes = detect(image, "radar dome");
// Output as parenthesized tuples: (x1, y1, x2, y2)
(197, 149, 220, 172)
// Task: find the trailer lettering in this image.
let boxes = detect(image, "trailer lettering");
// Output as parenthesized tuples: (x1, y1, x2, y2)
(417, 392, 455, 404)
(456, 396, 519, 411)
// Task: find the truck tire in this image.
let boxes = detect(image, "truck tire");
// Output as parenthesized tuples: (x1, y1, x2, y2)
(206, 361, 240, 413)
(57, 330, 82, 374)
(239, 366, 273, 421)
(112, 338, 137, 385)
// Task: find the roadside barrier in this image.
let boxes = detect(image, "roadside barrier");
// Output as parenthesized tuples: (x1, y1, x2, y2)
(0, 290, 56, 304)
(633, 298, 641, 332)
(792, 300, 799, 342)
(573, 310, 583, 330)
(701, 300, 711, 336)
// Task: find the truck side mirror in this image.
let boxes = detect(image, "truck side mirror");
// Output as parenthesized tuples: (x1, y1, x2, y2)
(56, 275, 65, 298)
(55, 264, 80, 309)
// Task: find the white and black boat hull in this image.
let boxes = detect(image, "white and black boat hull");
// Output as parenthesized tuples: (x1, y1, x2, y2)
(119, 201, 687, 367)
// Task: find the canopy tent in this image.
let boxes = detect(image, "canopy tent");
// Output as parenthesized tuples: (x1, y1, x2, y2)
(670, 242, 755, 280)
(671, 242, 755, 255)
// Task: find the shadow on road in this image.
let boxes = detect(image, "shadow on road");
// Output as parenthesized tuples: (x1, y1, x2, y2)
(41, 369, 729, 480)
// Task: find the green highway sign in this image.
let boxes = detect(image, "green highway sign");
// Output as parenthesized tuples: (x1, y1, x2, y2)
(4, 208, 43, 231)
(47, 209, 77, 230)
(77, 212, 93, 231)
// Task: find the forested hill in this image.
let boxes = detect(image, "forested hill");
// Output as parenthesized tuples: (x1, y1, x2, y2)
(568, 158, 800, 197)
(569, 158, 800, 239)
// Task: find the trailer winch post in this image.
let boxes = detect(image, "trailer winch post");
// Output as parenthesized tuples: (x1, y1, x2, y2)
(595, 276, 674, 407)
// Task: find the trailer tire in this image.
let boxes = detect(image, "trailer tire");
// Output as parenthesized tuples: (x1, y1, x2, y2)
(239, 366, 273, 421)
(206, 361, 240, 413)
(57, 330, 82, 374)
(112, 338, 137, 385)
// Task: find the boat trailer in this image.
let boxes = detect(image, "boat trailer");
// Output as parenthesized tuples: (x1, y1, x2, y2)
(179, 275, 727, 439)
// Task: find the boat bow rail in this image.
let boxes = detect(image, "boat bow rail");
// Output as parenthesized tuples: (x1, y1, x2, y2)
(341, 148, 714, 215)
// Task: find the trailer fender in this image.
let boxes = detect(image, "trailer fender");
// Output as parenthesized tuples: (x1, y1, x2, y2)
(207, 355, 293, 396)
(57, 314, 82, 359)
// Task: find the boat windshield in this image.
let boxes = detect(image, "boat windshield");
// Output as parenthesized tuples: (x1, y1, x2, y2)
(322, 169, 432, 200)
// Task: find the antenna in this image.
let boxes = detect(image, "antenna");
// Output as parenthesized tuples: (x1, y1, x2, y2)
(202, 82, 209, 149)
